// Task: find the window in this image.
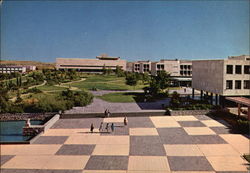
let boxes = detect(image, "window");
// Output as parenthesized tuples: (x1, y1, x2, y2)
(244, 65, 250, 74)
(226, 80, 233, 89)
(235, 65, 242, 74)
(180, 71, 183, 75)
(244, 80, 250, 89)
(235, 80, 241, 89)
(226, 65, 233, 74)
(180, 65, 184, 69)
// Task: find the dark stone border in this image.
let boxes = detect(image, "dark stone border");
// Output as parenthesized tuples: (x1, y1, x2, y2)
(169, 109, 211, 116)
(0, 113, 56, 121)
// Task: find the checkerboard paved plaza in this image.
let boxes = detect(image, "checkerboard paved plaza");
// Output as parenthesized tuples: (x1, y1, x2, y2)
(1, 115, 249, 173)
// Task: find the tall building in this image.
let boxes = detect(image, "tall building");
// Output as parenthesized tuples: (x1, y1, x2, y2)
(192, 55, 250, 104)
(56, 55, 127, 73)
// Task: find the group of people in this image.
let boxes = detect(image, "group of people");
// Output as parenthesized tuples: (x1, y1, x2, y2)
(104, 109, 111, 117)
(90, 116, 127, 133)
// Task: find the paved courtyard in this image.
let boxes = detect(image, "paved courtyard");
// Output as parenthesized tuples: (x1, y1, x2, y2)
(1, 115, 249, 172)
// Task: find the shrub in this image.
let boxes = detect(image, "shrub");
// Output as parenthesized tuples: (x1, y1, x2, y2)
(237, 120, 249, 134)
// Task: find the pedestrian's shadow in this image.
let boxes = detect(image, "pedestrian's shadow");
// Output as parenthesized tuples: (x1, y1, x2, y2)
(77, 132, 111, 134)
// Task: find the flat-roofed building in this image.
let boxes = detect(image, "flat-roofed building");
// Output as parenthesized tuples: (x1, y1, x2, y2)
(56, 56, 127, 73)
(192, 55, 250, 105)
(0, 65, 36, 74)
(132, 60, 151, 73)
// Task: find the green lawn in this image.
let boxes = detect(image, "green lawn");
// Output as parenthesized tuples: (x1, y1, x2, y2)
(68, 75, 147, 91)
(97, 92, 144, 103)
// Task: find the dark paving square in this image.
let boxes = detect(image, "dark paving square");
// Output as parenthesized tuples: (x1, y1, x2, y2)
(101, 124, 129, 136)
(130, 142, 166, 156)
(0, 169, 82, 173)
(210, 126, 236, 134)
(51, 118, 103, 129)
(192, 135, 227, 144)
(127, 117, 155, 128)
(1, 155, 14, 166)
(158, 127, 196, 144)
(157, 127, 188, 137)
(168, 156, 214, 171)
(84, 156, 128, 170)
(33, 136, 68, 144)
(179, 121, 206, 127)
(194, 115, 214, 120)
(130, 136, 162, 145)
(55, 144, 95, 155)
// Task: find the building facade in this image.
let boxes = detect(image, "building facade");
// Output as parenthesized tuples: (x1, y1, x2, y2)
(192, 55, 250, 105)
(0, 65, 36, 74)
(192, 55, 250, 96)
(56, 56, 127, 73)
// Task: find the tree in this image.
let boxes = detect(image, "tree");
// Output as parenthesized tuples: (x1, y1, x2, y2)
(115, 66, 125, 77)
(148, 71, 170, 96)
(142, 72, 150, 84)
(125, 74, 137, 86)
(15, 91, 23, 103)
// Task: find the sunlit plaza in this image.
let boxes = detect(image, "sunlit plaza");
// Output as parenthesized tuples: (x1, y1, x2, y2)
(1, 115, 249, 172)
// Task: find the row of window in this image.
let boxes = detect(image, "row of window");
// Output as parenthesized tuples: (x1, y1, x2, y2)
(226, 65, 250, 74)
(180, 65, 192, 69)
(226, 80, 250, 89)
(180, 71, 192, 75)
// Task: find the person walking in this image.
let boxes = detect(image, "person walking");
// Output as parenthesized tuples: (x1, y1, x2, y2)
(111, 123, 114, 132)
(105, 123, 109, 132)
(99, 122, 103, 132)
(90, 123, 94, 133)
(124, 116, 127, 126)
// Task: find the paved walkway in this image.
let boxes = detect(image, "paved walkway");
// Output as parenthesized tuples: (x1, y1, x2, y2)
(1, 115, 249, 172)
(65, 97, 170, 114)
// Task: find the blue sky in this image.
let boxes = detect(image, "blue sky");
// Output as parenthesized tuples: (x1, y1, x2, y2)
(1, 0, 249, 62)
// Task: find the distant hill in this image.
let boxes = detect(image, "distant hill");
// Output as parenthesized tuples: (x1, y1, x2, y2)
(0, 60, 55, 70)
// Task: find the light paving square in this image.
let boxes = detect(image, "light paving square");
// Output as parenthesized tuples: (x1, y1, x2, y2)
(103, 117, 124, 123)
(164, 144, 203, 156)
(128, 156, 170, 171)
(220, 134, 250, 154)
(98, 136, 129, 145)
(201, 120, 225, 127)
(172, 116, 198, 121)
(129, 128, 158, 136)
(206, 156, 249, 171)
(184, 127, 216, 135)
(197, 144, 240, 156)
(92, 144, 129, 155)
(150, 116, 181, 128)
(65, 135, 100, 144)
(1, 155, 52, 169)
(43, 155, 89, 170)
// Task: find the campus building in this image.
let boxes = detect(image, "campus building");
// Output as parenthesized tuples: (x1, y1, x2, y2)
(56, 55, 127, 73)
(0, 65, 36, 74)
(132, 59, 192, 86)
(191, 55, 250, 105)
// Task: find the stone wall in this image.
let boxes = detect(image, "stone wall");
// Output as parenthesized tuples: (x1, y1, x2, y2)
(0, 113, 55, 121)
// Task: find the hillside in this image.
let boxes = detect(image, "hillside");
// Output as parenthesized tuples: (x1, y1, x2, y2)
(0, 60, 55, 69)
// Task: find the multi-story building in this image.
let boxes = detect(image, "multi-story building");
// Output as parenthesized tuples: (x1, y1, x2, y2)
(0, 65, 36, 74)
(56, 55, 127, 73)
(132, 59, 192, 86)
(132, 61, 151, 73)
(192, 55, 250, 104)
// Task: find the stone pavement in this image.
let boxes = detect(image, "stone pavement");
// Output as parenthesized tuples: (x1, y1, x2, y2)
(64, 98, 170, 114)
(1, 115, 249, 172)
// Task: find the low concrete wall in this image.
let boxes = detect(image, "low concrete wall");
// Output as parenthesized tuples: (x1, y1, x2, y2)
(23, 114, 60, 136)
(61, 111, 167, 119)
(169, 109, 211, 116)
(0, 113, 56, 121)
